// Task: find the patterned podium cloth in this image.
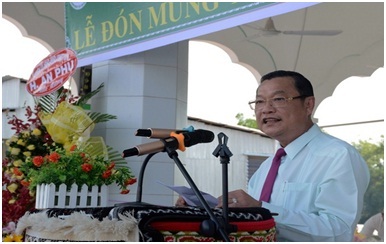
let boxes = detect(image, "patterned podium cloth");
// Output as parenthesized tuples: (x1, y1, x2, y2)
(110, 205, 276, 242)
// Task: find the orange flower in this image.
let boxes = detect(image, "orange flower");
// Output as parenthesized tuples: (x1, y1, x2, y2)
(21, 180, 30, 187)
(125, 178, 137, 186)
(101, 170, 112, 179)
(32, 156, 44, 167)
(81, 163, 93, 172)
(48, 151, 60, 163)
(12, 167, 23, 176)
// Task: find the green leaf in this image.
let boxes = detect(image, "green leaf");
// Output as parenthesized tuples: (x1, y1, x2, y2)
(107, 146, 127, 166)
(75, 83, 104, 107)
(87, 112, 117, 123)
(59, 175, 67, 183)
(236, 113, 258, 129)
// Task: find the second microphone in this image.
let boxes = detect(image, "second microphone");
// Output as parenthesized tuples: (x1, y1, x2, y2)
(122, 129, 214, 157)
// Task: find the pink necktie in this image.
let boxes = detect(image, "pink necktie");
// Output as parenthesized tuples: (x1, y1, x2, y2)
(260, 148, 286, 202)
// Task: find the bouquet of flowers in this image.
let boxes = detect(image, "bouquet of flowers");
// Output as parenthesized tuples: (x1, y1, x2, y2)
(2, 104, 54, 241)
(2, 83, 136, 241)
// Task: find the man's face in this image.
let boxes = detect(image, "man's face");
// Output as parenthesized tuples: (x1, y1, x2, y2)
(255, 77, 314, 146)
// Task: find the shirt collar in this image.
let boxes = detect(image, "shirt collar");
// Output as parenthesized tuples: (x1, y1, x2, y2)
(283, 124, 321, 160)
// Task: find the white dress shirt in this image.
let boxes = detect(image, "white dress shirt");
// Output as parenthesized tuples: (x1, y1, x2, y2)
(248, 124, 370, 241)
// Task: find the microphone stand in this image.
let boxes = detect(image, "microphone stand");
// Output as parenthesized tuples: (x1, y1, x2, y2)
(115, 137, 230, 241)
(212, 132, 237, 234)
(115, 152, 157, 207)
(135, 152, 157, 204)
(163, 142, 231, 242)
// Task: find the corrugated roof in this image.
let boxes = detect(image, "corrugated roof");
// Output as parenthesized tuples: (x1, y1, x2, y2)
(188, 116, 268, 138)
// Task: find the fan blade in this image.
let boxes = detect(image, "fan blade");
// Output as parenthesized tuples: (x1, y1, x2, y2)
(282, 30, 342, 36)
(264, 17, 277, 32)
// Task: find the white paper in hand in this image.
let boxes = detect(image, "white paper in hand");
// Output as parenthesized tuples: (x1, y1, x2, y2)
(158, 181, 218, 208)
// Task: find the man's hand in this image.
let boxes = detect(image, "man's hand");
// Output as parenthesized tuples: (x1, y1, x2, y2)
(175, 196, 188, 207)
(216, 189, 262, 208)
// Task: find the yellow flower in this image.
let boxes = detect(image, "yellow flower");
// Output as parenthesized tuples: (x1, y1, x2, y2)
(32, 128, 42, 136)
(3, 234, 23, 242)
(10, 135, 18, 142)
(5, 139, 11, 146)
(8, 198, 16, 204)
(7, 183, 18, 193)
(27, 144, 35, 150)
(23, 151, 31, 157)
(15, 175, 24, 180)
(17, 139, 26, 146)
(13, 160, 23, 167)
(10, 148, 21, 155)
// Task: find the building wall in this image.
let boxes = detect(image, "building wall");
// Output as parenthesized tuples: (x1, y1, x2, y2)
(2, 76, 34, 139)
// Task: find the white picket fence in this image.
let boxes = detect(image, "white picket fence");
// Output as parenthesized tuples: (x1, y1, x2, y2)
(35, 183, 108, 209)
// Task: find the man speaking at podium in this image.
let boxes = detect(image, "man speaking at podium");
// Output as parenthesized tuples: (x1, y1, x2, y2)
(178, 71, 370, 242)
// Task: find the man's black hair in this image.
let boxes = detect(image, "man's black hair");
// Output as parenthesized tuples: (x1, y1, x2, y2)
(260, 70, 314, 97)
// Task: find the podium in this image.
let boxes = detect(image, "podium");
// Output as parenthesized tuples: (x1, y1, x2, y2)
(19, 205, 276, 242)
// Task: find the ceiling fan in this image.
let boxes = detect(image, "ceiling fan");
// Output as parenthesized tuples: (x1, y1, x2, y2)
(245, 17, 343, 38)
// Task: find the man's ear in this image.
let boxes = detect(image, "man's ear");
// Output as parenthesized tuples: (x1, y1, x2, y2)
(305, 96, 315, 115)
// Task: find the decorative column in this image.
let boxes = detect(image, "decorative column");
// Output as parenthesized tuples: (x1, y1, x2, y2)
(91, 41, 189, 206)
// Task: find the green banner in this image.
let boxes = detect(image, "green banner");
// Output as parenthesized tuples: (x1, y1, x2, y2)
(65, 2, 275, 61)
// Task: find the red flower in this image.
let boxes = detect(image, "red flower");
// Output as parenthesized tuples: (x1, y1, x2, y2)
(48, 152, 60, 163)
(125, 178, 137, 186)
(32, 156, 44, 167)
(79, 152, 86, 158)
(70, 145, 77, 152)
(101, 170, 112, 179)
(81, 163, 93, 172)
(120, 189, 130, 194)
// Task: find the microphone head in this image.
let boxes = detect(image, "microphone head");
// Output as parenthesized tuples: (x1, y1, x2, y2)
(136, 129, 152, 137)
(184, 129, 214, 147)
(135, 127, 195, 138)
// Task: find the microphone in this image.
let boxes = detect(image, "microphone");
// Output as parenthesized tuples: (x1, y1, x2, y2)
(135, 125, 195, 138)
(122, 129, 214, 157)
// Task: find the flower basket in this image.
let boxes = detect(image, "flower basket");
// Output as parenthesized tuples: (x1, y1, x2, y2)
(2, 83, 136, 241)
(35, 183, 108, 209)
